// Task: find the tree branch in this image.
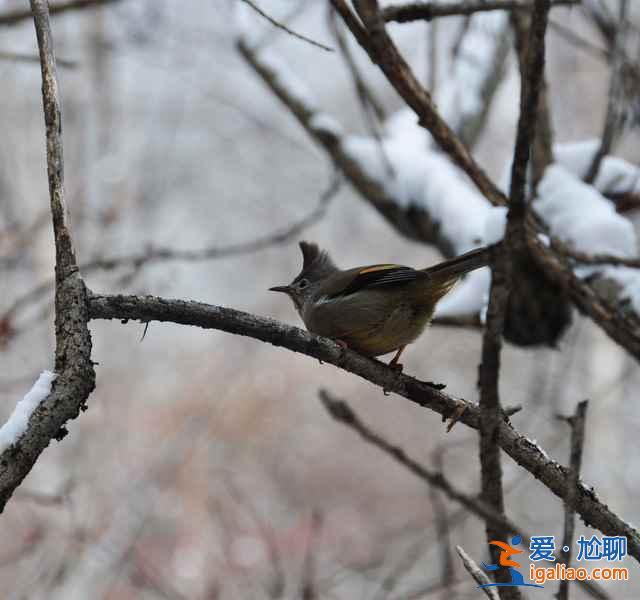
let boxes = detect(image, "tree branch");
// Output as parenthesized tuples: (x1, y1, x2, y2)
(0, 0, 119, 27)
(87, 292, 640, 561)
(0, 0, 95, 512)
(556, 400, 588, 600)
(238, 0, 333, 52)
(382, 0, 578, 23)
(477, 4, 551, 595)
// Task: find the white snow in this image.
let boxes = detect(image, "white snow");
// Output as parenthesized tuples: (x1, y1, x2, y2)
(343, 115, 492, 254)
(309, 113, 344, 137)
(537, 165, 636, 257)
(0, 371, 56, 454)
(555, 139, 640, 195)
(537, 165, 640, 311)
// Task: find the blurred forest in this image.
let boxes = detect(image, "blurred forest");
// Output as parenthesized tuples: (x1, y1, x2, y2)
(1, 0, 640, 598)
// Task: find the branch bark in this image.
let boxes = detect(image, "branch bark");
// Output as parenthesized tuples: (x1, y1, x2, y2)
(87, 292, 640, 561)
(0, 0, 95, 511)
(382, 0, 578, 23)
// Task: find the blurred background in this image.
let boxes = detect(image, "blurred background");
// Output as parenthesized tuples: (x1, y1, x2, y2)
(0, 0, 639, 597)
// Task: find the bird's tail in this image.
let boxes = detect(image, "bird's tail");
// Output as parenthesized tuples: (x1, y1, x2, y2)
(421, 245, 494, 280)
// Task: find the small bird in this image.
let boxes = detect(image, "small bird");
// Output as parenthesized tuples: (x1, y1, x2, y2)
(270, 241, 493, 369)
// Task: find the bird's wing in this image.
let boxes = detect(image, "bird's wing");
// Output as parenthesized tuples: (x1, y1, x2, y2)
(330, 264, 429, 298)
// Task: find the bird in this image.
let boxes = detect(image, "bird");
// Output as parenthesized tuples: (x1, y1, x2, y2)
(270, 241, 493, 370)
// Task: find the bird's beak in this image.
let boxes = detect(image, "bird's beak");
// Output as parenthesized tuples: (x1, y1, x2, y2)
(269, 285, 291, 294)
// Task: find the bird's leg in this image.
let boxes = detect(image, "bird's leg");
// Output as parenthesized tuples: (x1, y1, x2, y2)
(383, 345, 406, 395)
(388, 345, 406, 372)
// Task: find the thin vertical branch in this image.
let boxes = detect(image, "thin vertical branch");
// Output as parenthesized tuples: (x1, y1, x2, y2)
(585, 0, 629, 184)
(478, 1, 551, 596)
(429, 448, 456, 597)
(556, 400, 589, 600)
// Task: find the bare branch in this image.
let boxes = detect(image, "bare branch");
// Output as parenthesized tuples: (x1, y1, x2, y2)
(584, 0, 629, 183)
(319, 390, 521, 537)
(477, 4, 551, 595)
(0, 0, 119, 27)
(556, 400, 589, 600)
(0, 177, 337, 344)
(0, 0, 95, 511)
(382, 0, 579, 23)
(238, 0, 333, 52)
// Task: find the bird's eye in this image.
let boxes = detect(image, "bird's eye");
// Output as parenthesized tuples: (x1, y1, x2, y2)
(298, 278, 309, 289)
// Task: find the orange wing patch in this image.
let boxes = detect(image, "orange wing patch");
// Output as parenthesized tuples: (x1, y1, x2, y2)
(358, 264, 401, 274)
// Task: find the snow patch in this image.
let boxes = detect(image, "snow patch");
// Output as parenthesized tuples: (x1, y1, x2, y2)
(0, 371, 56, 454)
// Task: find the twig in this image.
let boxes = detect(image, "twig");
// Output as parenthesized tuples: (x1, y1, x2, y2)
(0, 0, 119, 27)
(382, 0, 578, 23)
(328, 6, 394, 176)
(555, 400, 588, 600)
(238, 0, 333, 52)
(320, 390, 521, 539)
(0, 176, 338, 338)
(455, 546, 500, 599)
(237, 35, 464, 256)
(300, 510, 322, 600)
(550, 237, 640, 268)
(0, 50, 77, 68)
(584, 0, 629, 184)
(429, 448, 455, 595)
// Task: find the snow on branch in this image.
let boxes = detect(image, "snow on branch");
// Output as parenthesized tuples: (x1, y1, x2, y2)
(537, 165, 640, 312)
(0, 372, 56, 454)
(555, 139, 640, 198)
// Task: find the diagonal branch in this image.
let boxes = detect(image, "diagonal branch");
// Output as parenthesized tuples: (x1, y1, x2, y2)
(87, 292, 640, 561)
(238, 0, 333, 52)
(338, 0, 508, 207)
(0, 0, 95, 511)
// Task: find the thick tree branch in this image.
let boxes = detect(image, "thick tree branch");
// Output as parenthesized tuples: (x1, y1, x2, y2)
(87, 292, 640, 561)
(0, 0, 95, 511)
(382, 0, 578, 23)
